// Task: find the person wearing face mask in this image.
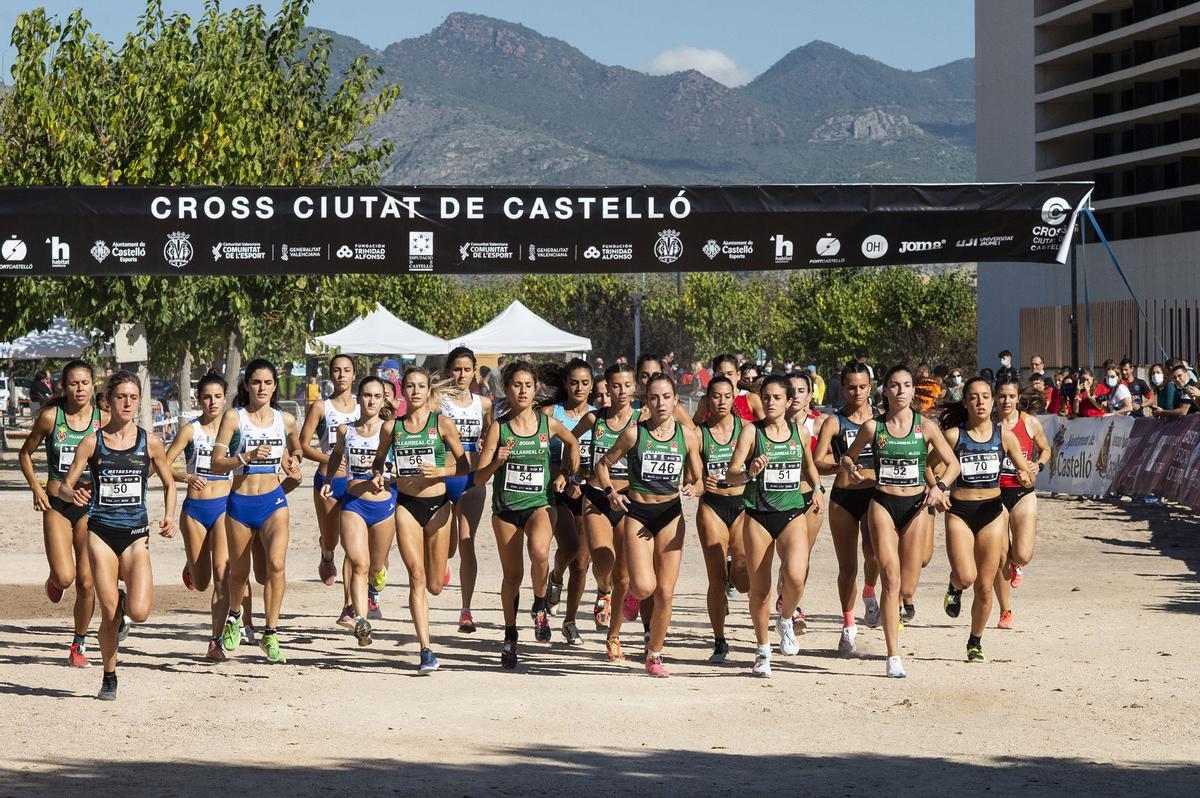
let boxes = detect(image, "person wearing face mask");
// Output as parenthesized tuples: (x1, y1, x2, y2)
(944, 369, 965, 403)
(1151, 362, 1198, 418)
(996, 351, 1018, 384)
(1144, 364, 1166, 413)
(1097, 367, 1133, 416)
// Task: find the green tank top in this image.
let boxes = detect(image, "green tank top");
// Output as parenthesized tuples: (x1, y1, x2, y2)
(45, 405, 101, 482)
(743, 420, 806, 513)
(627, 421, 687, 495)
(592, 410, 631, 481)
(390, 411, 447, 477)
(701, 416, 742, 485)
(493, 413, 551, 512)
(872, 413, 927, 488)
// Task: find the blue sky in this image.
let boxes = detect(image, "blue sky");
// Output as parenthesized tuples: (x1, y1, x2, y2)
(1, 1, 974, 86)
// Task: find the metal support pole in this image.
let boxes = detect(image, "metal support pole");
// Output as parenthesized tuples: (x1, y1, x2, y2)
(1069, 227, 1079, 372)
(632, 292, 644, 358)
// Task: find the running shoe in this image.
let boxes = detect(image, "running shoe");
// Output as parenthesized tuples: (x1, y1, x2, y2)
(751, 653, 772, 678)
(501, 640, 518, 670)
(241, 624, 255, 646)
(709, 639, 729, 663)
(418, 647, 440, 675)
(548, 576, 563, 610)
(221, 616, 241, 652)
(354, 617, 373, 647)
(370, 567, 388, 593)
(45, 577, 64, 604)
(644, 654, 670, 678)
(367, 594, 383, 621)
(206, 638, 227, 661)
(943, 586, 963, 619)
(259, 632, 286, 663)
(777, 614, 800, 656)
(725, 580, 737, 599)
(886, 655, 906, 678)
(336, 605, 356, 629)
(318, 554, 337, 587)
(97, 671, 117, 701)
(1010, 566, 1024, 589)
(593, 592, 611, 630)
(622, 591, 640, 622)
(443, 563, 452, 587)
(837, 626, 857, 656)
(458, 609, 476, 634)
(182, 565, 196, 591)
(68, 641, 90, 668)
(997, 610, 1014, 630)
(533, 609, 552, 643)
(864, 594, 881, 628)
(117, 589, 130, 642)
(901, 603, 917, 624)
(562, 620, 583, 646)
(606, 637, 624, 662)
(967, 643, 986, 663)
(794, 608, 808, 635)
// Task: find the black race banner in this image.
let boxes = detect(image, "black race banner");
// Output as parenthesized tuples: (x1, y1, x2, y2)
(0, 183, 1093, 276)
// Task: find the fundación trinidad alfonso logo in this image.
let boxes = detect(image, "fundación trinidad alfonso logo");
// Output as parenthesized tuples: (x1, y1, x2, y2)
(164, 231, 193, 269)
(654, 230, 683, 264)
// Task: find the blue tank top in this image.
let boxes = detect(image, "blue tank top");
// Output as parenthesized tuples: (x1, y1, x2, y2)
(549, 403, 593, 464)
(831, 409, 876, 468)
(954, 423, 1002, 490)
(88, 427, 150, 532)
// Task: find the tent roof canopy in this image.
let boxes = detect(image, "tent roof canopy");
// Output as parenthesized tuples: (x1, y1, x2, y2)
(3, 317, 97, 360)
(308, 304, 448, 355)
(450, 301, 591, 354)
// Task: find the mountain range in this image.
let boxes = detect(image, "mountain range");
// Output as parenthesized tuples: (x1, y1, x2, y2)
(327, 13, 976, 185)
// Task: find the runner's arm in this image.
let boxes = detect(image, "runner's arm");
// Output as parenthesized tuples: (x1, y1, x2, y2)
(148, 433, 178, 536)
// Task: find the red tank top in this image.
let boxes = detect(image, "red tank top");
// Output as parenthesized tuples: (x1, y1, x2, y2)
(732, 393, 755, 422)
(804, 410, 820, 453)
(999, 412, 1035, 489)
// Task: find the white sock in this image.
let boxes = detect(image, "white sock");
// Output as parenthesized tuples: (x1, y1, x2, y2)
(756, 644, 771, 657)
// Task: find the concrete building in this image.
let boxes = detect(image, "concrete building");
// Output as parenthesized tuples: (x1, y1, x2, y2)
(976, 0, 1200, 372)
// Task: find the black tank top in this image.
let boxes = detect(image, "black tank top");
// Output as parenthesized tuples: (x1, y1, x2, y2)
(953, 423, 1002, 490)
(88, 428, 150, 532)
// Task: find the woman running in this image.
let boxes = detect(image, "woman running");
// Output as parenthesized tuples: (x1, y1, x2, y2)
(993, 375, 1050, 629)
(543, 358, 594, 645)
(372, 367, 469, 674)
(813, 361, 881, 655)
(697, 376, 748, 662)
(727, 375, 824, 678)
(474, 361, 579, 670)
(58, 371, 177, 700)
(439, 347, 493, 634)
(19, 360, 104, 667)
(940, 378, 1034, 662)
(839, 365, 960, 678)
(571, 363, 636, 660)
(211, 359, 303, 664)
(782, 370, 826, 631)
(595, 373, 704, 677)
(299, 355, 359, 621)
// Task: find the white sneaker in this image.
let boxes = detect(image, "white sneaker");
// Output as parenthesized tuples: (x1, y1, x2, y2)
(777, 614, 800, 656)
(838, 626, 857, 656)
(886, 655, 906, 678)
(864, 594, 881, 628)
(751, 653, 772, 678)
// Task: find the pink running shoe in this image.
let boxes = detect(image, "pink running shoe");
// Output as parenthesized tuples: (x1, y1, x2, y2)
(622, 592, 639, 622)
(443, 563, 452, 587)
(997, 610, 1014, 630)
(644, 654, 670, 678)
(182, 565, 197, 591)
(45, 577, 64, 604)
(318, 555, 337, 587)
(1009, 566, 1024, 589)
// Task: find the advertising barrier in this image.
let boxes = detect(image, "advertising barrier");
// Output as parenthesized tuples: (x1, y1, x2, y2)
(1035, 414, 1135, 496)
(1109, 415, 1200, 509)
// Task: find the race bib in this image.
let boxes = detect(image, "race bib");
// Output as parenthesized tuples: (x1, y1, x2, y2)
(57, 445, 77, 473)
(455, 417, 482, 445)
(244, 436, 283, 466)
(578, 440, 592, 464)
(99, 475, 142, 506)
(595, 445, 627, 479)
(394, 446, 434, 477)
(504, 462, 545, 493)
(959, 452, 1000, 484)
(641, 452, 682, 479)
(763, 460, 801, 491)
(706, 459, 730, 480)
(347, 445, 376, 475)
(878, 458, 919, 487)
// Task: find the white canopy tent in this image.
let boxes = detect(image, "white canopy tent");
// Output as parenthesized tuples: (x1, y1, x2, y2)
(306, 303, 449, 355)
(3, 317, 97, 360)
(450, 300, 591, 353)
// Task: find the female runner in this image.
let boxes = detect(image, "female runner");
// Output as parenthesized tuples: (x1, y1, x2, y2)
(726, 375, 823, 677)
(595, 373, 704, 677)
(543, 358, 594, 645)
(813, 361, 881, 654)
(782, 370, 826, 631)
(697, 375, 748, 662)
(840, 365, 960, 678)
(940, 378, 1034, 662)
(58, 371, 176, 700)
(570, 363, 636, 660)
(299, 355, 359, 621)
(211, 359, 303, 664)
(440, 347, 493, 633)
(993, 375, 1050, 628)
(372, 367, 468, 673)
(19, 360, 103, 667)
(474, 362, 579, 670)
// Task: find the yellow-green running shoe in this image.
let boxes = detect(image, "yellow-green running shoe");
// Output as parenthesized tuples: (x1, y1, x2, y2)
(967, 643, 985, 663)
(221, 616, 241, 652)
(260, 632, 286, 664)
(370, 567, 388, 593)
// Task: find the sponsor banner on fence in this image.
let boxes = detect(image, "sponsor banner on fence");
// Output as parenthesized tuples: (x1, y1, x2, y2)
(1035, 415, 1135, 496)
(1109, 415, 1200, 509)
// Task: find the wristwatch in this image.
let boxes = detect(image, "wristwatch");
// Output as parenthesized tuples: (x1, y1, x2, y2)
(568, 475, 585, 486)
(603, 485, 614, 496)
(935, 479, 948, 492)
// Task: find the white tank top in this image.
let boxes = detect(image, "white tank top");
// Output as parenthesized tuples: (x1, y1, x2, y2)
(440, 393, 484, 452)
(343, 423, 381, 480)
(319, 397, 360, 454)
(186, 418, 229, 480)
(236, 407, 287, 475)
